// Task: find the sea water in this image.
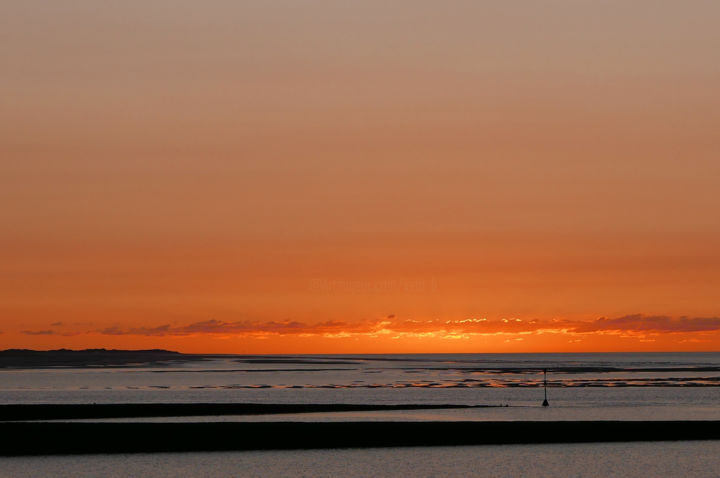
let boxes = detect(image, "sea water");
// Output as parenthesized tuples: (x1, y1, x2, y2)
(2, 353, 719, 477)
(1, 441, 719, 478)
(1, 352, 718, 421)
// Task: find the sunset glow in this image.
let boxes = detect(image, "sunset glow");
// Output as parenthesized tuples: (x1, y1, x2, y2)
(2, 1, 719, 353)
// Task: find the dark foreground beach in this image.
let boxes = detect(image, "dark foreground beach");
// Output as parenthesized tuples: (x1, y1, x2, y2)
(2, 420, 719, 455)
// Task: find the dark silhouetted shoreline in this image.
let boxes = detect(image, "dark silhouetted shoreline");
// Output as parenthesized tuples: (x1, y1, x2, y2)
(1, 421, 718, 455)
(0, 403, 495, 421)
(0, 349, 200, 369)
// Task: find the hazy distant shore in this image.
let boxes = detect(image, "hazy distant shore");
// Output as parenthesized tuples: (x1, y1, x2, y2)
(0, 349, 206, 369)
(1, 421, 719, 455)
(3, 350, 719, 377)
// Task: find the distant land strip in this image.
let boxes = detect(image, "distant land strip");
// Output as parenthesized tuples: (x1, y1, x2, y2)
(0, 349, 202, 369)
(0, 403, 496, 421)
(1, 421, 719, 455)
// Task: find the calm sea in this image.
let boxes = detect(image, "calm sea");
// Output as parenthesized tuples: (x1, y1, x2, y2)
(1, 352, 719, 477)
(1, 352, 718, 421)
(1, 442, 719, 478)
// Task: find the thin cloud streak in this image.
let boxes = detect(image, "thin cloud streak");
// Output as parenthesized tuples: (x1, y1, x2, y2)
(573, 315, 720, 333)
(21, 330, 56, 336)
(69, 314, 720, 339)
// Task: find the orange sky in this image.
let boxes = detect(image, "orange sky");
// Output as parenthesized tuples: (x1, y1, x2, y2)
(1, 1, 719, 353)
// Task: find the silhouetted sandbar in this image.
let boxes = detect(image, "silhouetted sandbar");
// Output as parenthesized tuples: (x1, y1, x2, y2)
(0, 403, 496, 421)
(1, 421, 718, 455)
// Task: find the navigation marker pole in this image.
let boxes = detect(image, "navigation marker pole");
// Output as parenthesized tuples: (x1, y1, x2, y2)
(542, 369, 549, 407)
